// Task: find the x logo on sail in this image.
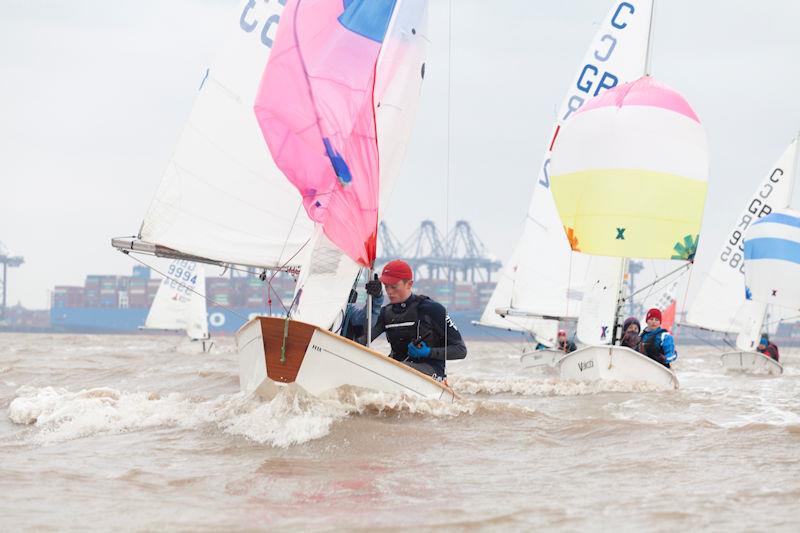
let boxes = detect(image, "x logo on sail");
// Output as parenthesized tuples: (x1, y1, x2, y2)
(616, 228, 625, 240)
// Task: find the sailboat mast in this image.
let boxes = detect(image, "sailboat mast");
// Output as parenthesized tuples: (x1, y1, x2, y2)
(611, 258, 629, 345)
(644, 0, 656, 76)
(366, 268, 373, 348)
(614, 0, 656, 344)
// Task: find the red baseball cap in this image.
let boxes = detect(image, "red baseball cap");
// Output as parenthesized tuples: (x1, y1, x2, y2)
(646, 308, 662, 322)
(379, 260, 413, 284)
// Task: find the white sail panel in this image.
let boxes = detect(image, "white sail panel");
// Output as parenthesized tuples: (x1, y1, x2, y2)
(744, 208, 800, 310)
(687, 138, 797, 333)
(291, 0, 429, 329)
(475, 244, 559, 345)
(144, 260, 208, 340)
(140, 1, 314, 269)
(575, 257, 623, 344)
(495, 0, 653, 319)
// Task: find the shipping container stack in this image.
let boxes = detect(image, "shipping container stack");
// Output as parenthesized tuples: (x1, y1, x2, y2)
(99, 275, 119, 308)
(84, 275, 101, 307)
(52, 286, 85, 308)
(476, 281, 495, 310)
(206, 277, 231, 307)
(128, 276, 149, 308)
(452, 281, 477, 311)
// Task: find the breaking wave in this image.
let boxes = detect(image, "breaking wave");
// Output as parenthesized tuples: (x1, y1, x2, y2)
(6, 384, 504, 448)
(450, 375, 670, 396)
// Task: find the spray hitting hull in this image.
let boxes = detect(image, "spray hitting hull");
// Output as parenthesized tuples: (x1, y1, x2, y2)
(720, 351, 783, 376)
(557, 345, 679, 389)
(236, 316, 457, 401)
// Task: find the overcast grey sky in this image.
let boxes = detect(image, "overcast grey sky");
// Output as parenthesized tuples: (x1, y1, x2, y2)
(3, 0, 800, 309)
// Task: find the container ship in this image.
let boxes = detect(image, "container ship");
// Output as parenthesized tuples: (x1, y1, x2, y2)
(50, 266, 503, 337)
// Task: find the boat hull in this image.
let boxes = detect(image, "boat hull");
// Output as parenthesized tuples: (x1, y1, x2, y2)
(557, 345, 679, 389)
(720, 351, 783, 376)
(236, 316, 457, 401)
(520, 349, 564, 370)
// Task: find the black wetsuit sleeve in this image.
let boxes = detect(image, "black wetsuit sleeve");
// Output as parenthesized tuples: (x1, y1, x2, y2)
(420, 301, 467, 361)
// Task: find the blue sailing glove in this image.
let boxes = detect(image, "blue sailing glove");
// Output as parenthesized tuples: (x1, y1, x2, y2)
(407, 340, 431, 359)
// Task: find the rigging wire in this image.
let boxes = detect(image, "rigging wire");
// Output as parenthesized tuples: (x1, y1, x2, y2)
(443, 0, 453, 365)
(123, 251, 249, 321)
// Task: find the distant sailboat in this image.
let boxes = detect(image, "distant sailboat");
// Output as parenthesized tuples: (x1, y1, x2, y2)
(478, 0, 654, 350)
(687, 136, 799, 376)
(141, 259, 210, 351)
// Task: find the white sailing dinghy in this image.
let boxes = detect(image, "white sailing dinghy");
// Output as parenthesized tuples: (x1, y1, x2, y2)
(478, 0, 658, 350)
(141, 259, 211, 351)
(111, 0, 453, 400)
(687, 136, 800, 376)
(238, 0, 457, 401)
(481, 0, 687, 387)
(544, 1, 709, 389)
(741, 202, 800, 375)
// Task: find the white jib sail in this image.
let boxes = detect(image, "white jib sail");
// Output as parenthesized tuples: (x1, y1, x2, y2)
(575, 258, 623, 345)
(139, 0, 314, 269)
(144, 259, 209, 340)
(476, 245, 559, 346)
(291, 0, 430, 330)
(686, 136, 798, 347)
(485, 0, 652, 323)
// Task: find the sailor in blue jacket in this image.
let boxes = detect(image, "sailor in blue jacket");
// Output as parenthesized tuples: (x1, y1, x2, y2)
(341, 275, 383, 343)
(638, 308, 677, 368)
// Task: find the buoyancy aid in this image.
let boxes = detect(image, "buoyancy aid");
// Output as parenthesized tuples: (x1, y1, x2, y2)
(381, 294, 446, 375)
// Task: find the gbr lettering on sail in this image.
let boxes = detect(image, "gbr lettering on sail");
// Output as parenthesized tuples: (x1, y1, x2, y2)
(721, 168, 785, 274)
(541, 2, 641, 188)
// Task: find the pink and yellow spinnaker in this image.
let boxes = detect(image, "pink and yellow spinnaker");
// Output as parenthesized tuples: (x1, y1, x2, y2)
(254, 0, 402, 267)
(549, 75, 709, 260)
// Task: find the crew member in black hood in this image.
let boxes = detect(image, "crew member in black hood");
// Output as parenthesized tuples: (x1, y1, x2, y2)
(361, 259, 467, 380)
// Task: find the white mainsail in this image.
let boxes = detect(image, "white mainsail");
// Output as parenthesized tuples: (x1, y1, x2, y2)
(482, 0, 653, 329)
(144, 259, 209, 341)
(290, 0, 430, 329)
(687, 136, 798, 349)
(138, 1, 313, 270)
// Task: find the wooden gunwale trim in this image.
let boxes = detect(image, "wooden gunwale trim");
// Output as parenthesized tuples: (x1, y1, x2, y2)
(257, 316, 459, 399)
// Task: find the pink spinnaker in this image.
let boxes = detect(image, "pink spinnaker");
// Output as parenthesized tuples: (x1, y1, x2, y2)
(254, 0, 398, 267)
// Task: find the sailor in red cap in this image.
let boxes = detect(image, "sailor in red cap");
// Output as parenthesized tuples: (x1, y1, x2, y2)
(361, 259, 467, 380)
(638, 307, 677, 367)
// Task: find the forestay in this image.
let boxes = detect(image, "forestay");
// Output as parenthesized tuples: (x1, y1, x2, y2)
(549, 76, 709, 259)
(744, 209, 800, 311)
(687, 137, 797, 348)
(493, 0, 653, 322)
(139, 0, 313, 269)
